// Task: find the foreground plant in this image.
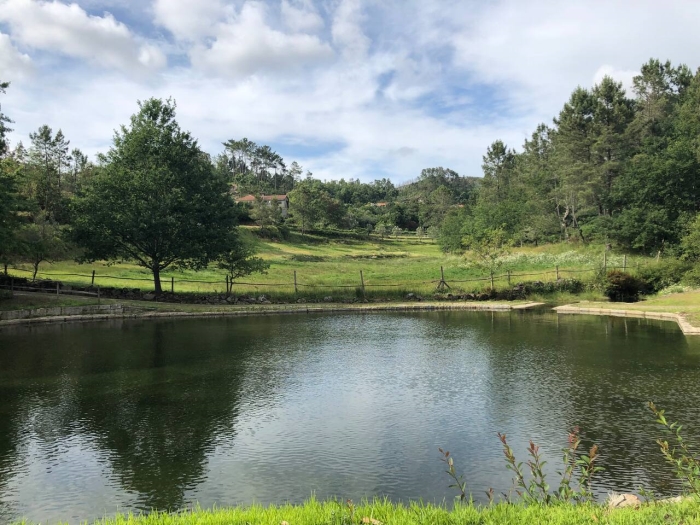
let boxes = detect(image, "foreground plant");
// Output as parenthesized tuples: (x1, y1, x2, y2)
(441, 428, 603, 505)
(649, 401, 700, 498)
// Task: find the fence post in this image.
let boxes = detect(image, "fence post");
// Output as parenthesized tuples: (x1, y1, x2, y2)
(623, 255, 627, 272)
(171, 277, 174, 294)
(293, 271, 298, 294)
(91, 270, 96, 286)
(556, 265, 559, 280)
(56, 282, 60, 297)
(360, 270, 365, 297)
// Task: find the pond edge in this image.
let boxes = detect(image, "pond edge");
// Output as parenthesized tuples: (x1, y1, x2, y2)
(0, 301, 546, 328)
(554, 305, 700, 335)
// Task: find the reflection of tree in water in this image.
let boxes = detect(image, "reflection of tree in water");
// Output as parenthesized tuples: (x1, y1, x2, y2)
(70, 321, 253, 511)
(0, 318, 294, 512)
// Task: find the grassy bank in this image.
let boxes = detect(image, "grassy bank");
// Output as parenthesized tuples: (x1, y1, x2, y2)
(6, 230, 651, 299)
(21, 499, 700, 525)
(569, 290, 700, 326)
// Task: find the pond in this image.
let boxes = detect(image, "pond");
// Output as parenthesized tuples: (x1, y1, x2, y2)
(1, 310, 700, 523)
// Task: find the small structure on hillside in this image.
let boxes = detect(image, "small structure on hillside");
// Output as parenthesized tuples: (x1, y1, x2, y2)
(235, 194, 289, 217)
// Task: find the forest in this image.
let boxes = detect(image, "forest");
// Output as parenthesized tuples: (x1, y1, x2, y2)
(1, 58, 700, 292)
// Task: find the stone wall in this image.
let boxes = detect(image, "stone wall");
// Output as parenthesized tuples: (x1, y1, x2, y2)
(0, 304, 123, 321)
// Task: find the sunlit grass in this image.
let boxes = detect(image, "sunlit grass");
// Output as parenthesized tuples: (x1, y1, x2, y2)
(5, 230, 659, 299)
(15, 498, 700, 525)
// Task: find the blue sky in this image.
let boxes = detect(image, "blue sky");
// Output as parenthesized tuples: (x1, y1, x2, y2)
(2, 0, 700, 183)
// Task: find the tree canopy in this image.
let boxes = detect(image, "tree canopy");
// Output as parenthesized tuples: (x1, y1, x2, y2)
(72, 98, 238, 293)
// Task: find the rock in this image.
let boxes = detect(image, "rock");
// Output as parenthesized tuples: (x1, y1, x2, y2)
(296, 298, 306, 304)
(257, 295, 267, 303)
(225, 296, 236, 304)
(323, 296, 333, 302)
(405, 293, 416, 300)
(607, 493, 640, 509)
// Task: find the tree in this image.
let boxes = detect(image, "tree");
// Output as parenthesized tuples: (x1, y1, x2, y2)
(72, 98, 237, 293)
(18, 211, 69, 281)
(250, 195, 282, 233)
(288, 184, 319, 234)
(681, 214, 700, 262)
(375, 222, 391, 240)
(466, 229, 511, 291)
(217, 232, 269, 296)
(0, 81, 13, 157)
(0, 158, 22, 273)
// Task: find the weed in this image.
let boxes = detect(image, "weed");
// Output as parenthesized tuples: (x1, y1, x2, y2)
(649, 402, 700, 499)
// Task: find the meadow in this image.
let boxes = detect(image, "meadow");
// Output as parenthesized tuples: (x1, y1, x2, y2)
(6, 229, 652, 300)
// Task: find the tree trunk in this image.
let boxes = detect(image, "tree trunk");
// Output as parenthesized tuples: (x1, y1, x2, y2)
(3, 263, 7, 275)
(153, 266, 162, 294)
(32, 261, 39, 282)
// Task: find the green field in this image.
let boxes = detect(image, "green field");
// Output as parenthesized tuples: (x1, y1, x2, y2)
(16, 498, 700, 525)
(6, 229, 654, 300)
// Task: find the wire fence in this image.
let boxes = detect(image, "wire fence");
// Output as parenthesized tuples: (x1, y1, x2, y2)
(3, 257, 636, 297)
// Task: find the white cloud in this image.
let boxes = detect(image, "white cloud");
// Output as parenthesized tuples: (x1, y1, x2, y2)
(281, 0, 324, 32)
(451, 0, 700, 119)
(0, 0, 166, 74)
(0, 32, 33, 79)
(152, 0, 227, 40)
(332, 0, 370, 60)
(6, 0, 700, 182)
(190, 2, 333, 77)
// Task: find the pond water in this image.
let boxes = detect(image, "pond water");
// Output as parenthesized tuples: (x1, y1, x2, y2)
(1, 310, 700, 523)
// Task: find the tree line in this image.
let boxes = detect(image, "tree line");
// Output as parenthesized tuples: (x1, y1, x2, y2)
(437, 58, 700, 257)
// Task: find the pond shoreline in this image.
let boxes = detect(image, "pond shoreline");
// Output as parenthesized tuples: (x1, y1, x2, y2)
(555, 304, 700, 335)
(3, 299, 700, 335)
(0, 300, 545, 327)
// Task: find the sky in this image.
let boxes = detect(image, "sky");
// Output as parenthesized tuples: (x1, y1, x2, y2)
(1, 0, 700, 183)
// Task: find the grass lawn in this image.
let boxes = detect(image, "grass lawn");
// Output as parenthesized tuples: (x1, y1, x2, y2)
(6, 229, 654, 300)
(18, 499, 700, 525)
(569, 290, 700, 326)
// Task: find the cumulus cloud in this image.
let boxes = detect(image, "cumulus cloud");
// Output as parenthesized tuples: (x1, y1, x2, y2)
(6, 0, 700, 182)
(190, 2, 333, 77)
(281, 0, 324, 32)
(332, 0, 370, 60)
(0, 0, 166, 74)
(152, 0, 227, 40)
(451, 0, 700, 118)
(0, 33, 33, 79)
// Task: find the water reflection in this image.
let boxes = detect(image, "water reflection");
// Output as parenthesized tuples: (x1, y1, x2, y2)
(0, 311, 699, 523)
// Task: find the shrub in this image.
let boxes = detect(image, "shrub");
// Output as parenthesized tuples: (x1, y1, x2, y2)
(681, 264, 700, 287)
(637, 260, 693, 294)
(604, 270, 643, 302)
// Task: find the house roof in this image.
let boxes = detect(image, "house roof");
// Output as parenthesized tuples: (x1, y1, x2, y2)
(235, 194, 288, 203)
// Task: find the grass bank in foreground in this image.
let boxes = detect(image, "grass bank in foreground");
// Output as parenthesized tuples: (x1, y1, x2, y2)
(20, 499, 700, 525)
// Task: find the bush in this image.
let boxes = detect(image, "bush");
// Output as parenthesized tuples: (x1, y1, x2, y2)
(681, 264, 700, 287)
(604, 270, 643, 302)
(637, 260, 693, 294)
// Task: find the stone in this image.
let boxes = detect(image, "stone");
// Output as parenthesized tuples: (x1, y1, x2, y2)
(323, 296, 333, 302)
(297, 298, 306, 304)
(405, 293, 416, 300)
(143, 293, 156, 301)
(607, 493, 640, 509)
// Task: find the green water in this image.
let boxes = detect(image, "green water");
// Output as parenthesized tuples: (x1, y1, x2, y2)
(1, 310, 699, 523)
